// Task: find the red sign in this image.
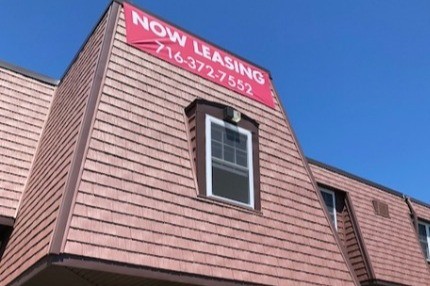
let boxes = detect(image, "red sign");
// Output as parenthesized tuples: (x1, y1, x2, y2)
(123, 3, 274, 108)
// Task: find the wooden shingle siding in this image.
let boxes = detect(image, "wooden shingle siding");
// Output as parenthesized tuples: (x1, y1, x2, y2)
(64, 8, 357, 285)
(0, 12, 108, 286)
(343, 203, 369, 281)
(0, 68, 54, 219)
(411, 201, 430, 223)
(310, 163, 430, 285)
(186, 109, 197, 168)
(410, 200, 430, 262)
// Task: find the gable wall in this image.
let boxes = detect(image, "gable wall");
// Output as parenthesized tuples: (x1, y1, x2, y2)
(63, 7, 356, 285)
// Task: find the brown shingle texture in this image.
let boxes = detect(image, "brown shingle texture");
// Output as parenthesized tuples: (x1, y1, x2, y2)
(412, 201, 430, 224)
(310, 163, 430, 285)
(64, 8, 356, 286)
(411, 200, 430, 263)
(0, 12, 108, 286)
(342, 202, 370, 281)
(0, 68, 54, 219)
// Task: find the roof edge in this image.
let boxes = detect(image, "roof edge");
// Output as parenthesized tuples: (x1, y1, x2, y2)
(409, 197, 430, 209)
(361, 278, 409, 286)
(56, 254, 268, 286)
(307, 157, 430, 209)
(307, 157, 404, 198)
(0, 59, 59, 86)
(58, 1, 114, 82)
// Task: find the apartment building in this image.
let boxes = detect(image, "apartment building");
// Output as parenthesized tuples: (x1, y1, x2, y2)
(0, 1, 428, 285)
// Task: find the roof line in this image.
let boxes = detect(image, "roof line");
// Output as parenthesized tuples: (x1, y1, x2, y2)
(1, 0, 273, 85)
(307, 157, 430, 209)
(409, 197, 430, 209)
(116, 0, 272, 78)
(0, 59, 59, 86)
(307, 157, 406, 198)
(58, 1, 114, 82)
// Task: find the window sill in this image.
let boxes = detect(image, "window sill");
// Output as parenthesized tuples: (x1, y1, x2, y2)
(195, 194, 263, 216)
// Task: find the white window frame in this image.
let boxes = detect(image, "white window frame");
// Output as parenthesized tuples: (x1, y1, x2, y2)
(205, 115, 254, 208)
(418, 221, 430, 261)
(321, 188, 337, 230)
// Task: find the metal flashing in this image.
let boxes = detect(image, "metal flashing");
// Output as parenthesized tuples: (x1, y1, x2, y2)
(269, 83, 361, 285)
(10, 254, 268, 286)
(58, 1, 115, 82)
(344, 192, 376, 280)
(48, 1, 121, 255)
(410, 197, 430, 209)
(307, 157, 430, 210)
(0, 59, 59, 86)
(307, 157, 404, 198)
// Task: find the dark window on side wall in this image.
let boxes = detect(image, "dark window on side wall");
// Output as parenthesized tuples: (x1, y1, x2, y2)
(418, 221, 430, 261)
(0, 225, 12, 261)
(186, 99, 260, 210)
(320, 187, 337, 230)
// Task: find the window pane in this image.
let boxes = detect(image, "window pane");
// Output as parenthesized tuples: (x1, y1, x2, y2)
(321, 190, 336, 228)
(211, 122, 248, 168)
(212, 141, 222, 159)
(236, 150, 248, 167)
(209, 119, 252, 207)
(421, 242, 429, 259)
(223, 145, 235, 163)
(329, 213, 336, 226)
(236, 134, 247, 151)
(224, 129, 238, 147)
(419, 224, 427, 239)
(212, 164, 249, 204)
(418, 223, 430, 260)
(211, 124, 223, 141)
(321, 191, 334, 208)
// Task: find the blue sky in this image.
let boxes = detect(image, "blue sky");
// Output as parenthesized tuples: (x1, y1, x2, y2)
(1, 1, 429, 202)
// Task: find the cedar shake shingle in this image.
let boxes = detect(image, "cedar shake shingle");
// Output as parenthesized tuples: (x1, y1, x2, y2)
(61, 6, 357, 285)
(8, 2, 424, 285)
(0, 7, 109, 286)
(309, 161, 430, 285)
(412, 200, 430, 224)
(0, 67, 54, 219)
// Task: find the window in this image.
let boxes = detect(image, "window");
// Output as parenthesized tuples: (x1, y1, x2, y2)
(185, 99, 260, 210)
(206, 115, 254, 207)
(418, 221, 430, 261)
(0, 224, 12, 261)
(321, 188, 337, 230)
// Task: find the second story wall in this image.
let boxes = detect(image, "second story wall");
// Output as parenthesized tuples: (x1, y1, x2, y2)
(310, 162, 430, 285)
(0, 8, 109, 286)
(61, 4, 358, 285)
(0, 66, 55, 219)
